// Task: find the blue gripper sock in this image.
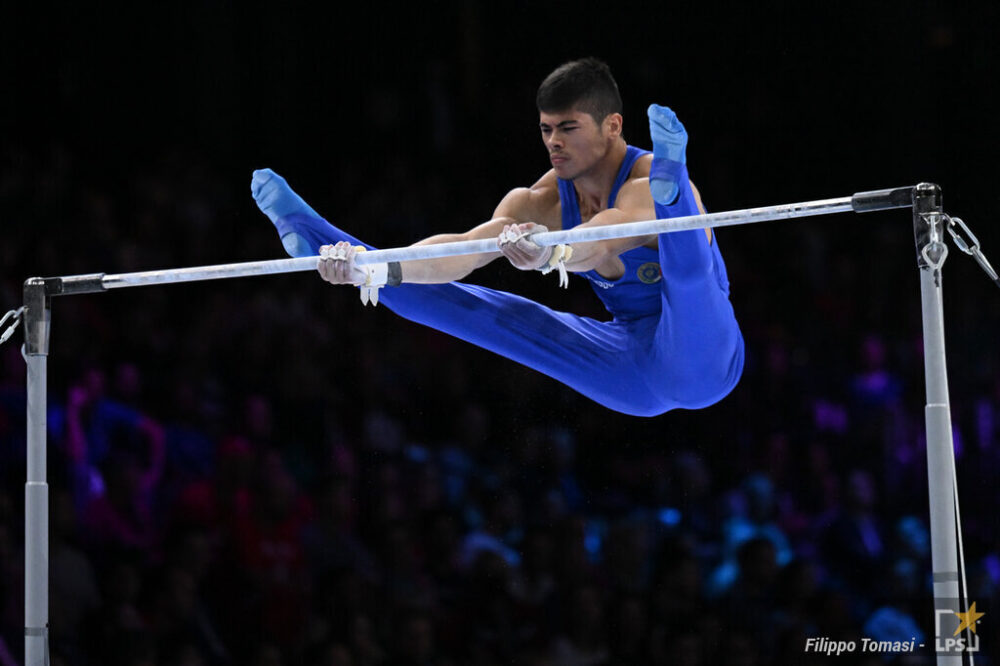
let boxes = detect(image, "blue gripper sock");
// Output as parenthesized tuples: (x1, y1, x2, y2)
(251, 168, 322, 258)
(647, 104, 688, 206)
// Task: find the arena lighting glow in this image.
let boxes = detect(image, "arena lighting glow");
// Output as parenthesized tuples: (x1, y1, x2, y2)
(14, 184, 979, 665)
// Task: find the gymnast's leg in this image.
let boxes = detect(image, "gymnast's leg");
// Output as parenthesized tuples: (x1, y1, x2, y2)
(250, 169, 666, 415)
(645, 106, 745, 409)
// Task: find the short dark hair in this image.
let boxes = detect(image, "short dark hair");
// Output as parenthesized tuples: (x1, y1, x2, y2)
(536, 58, 623, 125)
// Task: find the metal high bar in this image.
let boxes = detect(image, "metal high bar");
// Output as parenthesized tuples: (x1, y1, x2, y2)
(41, 186, 912, 295)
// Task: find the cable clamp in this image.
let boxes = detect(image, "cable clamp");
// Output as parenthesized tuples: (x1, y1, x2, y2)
(944, 214, 1000, 289)
(0, 307, 24, 346)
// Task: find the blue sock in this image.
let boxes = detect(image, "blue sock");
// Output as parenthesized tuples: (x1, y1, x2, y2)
(647, 104, 688, 205)
(251, 168, 323, 257)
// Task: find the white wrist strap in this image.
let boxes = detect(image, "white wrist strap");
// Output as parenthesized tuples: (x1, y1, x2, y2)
(355, 248, 388, 306)
(537, 244, 574, 288)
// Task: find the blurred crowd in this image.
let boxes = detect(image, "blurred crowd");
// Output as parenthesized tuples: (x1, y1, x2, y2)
(3, 68, 1000, 664)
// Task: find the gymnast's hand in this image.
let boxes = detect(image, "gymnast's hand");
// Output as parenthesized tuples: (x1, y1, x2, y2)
(497, 223, 551, 270)
(318, 242, 368, 286)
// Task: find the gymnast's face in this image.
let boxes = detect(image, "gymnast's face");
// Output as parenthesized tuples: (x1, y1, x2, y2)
(539, 108, 620, 180)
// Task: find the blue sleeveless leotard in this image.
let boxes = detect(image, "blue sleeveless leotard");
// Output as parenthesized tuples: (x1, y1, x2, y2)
(271, 150, 744, 416)
(558, 145, 662, 320)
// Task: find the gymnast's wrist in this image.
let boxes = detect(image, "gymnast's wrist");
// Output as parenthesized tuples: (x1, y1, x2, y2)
(537, 244, 573, 273)
(537, 244, 574, 288)
(363, 260, 402, 287)
(533, 245, 555, 270)
(387, 261, 402, 286)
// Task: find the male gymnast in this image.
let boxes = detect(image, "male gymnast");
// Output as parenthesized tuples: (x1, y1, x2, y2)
(251, 58, 744, 416)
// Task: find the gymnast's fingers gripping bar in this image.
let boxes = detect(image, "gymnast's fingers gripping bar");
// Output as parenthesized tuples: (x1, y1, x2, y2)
(43, 186, 914, 295)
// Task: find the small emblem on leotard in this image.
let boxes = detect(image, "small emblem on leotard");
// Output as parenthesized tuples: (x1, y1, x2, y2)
(637, 262, 662, 284)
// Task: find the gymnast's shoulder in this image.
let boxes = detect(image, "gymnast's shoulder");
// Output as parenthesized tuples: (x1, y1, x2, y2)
(628, 151, 654, 178)
(492, 170, 562, 225)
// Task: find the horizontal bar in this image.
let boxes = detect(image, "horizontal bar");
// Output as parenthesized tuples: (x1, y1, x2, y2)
(44, 189, 911, 292)
(101, 256, 320, 290)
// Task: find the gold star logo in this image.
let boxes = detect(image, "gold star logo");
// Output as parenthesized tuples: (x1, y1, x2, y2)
(954, 602, 985, 636)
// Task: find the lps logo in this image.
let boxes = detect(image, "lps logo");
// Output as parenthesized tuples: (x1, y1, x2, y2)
(935, 602, 984, 653)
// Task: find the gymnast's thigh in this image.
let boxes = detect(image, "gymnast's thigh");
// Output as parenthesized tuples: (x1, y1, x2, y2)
(380, 282, 631, 382)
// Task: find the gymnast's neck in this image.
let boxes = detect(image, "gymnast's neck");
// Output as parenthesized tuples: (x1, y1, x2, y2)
(571, 137, 630, 213)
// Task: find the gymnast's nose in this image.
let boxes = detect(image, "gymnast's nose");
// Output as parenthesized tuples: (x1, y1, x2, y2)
(545, 133, 566, 156)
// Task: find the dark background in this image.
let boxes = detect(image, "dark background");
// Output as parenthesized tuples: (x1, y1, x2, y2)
(2, 2, 999, 665)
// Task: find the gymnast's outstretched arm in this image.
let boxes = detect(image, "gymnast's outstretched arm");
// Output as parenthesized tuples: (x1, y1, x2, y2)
(394, 183, 568, 283)
(395, 217, 506, 283)
(317, 215, 509, 287)
(321, 185, 551, 286)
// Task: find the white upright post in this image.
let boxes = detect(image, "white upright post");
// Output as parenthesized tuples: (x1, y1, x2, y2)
(913, 184, 963, 665)
(23, 278, 50, 666)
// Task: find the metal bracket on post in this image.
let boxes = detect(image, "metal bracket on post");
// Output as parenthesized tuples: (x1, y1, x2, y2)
(913, 183, 948, 284)
(23, 278, 51, 357)
(23, 277, 51, 666)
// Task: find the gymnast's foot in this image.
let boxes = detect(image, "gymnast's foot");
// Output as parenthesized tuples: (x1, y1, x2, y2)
(251, 168, 321, 258)
(647, 104, 688, 206)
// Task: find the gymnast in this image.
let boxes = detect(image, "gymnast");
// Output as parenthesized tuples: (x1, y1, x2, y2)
(251, 58, 744, 416)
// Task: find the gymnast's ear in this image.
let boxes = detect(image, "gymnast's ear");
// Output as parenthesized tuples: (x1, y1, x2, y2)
(602, 112, 623, 138)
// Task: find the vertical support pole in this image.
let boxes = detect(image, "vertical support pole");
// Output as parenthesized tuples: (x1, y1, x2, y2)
(913, 184, 962, 664)
(23, 278, 50, 666)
